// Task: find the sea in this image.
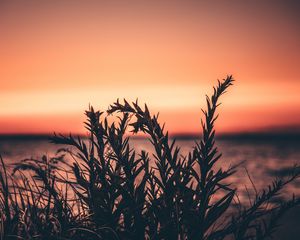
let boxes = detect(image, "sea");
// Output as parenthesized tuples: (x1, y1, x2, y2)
(1, 134, 300, 194)
(0, 134, 300, 239)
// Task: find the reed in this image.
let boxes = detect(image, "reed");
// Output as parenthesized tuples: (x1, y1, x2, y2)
(0, 75, 299, 239)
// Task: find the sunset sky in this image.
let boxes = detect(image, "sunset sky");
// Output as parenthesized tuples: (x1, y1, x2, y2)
(0, 1, 300, 135)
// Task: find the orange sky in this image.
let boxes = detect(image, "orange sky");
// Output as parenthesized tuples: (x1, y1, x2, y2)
(0, 1, 300, 134)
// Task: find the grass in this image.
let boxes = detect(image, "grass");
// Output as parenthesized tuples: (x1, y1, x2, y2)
(1, 75, 300, 239)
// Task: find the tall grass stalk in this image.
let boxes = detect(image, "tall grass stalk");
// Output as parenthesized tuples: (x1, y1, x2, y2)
(0, 75, 299, 239)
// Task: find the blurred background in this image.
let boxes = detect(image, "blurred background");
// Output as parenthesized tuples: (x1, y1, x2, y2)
(0, 0, 299, 135)
(0, 2, 300, 238)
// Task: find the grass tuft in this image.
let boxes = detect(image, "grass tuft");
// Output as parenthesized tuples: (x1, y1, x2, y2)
(0, 75, 299, 239)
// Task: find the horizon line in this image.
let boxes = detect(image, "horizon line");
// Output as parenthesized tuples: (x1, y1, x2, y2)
(0, 129, 299, 141)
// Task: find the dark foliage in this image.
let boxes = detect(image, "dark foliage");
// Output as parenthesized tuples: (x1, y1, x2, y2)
(0, 76, 299, 239)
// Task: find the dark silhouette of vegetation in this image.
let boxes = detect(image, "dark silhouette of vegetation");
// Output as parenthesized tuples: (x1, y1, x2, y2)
(0, 75, 299, 239)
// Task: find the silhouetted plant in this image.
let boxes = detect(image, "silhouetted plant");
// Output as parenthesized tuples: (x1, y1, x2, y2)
(0, 75, 299, 239)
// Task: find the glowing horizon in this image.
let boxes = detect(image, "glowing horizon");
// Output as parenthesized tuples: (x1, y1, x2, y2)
(1, 1, 300, 134)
